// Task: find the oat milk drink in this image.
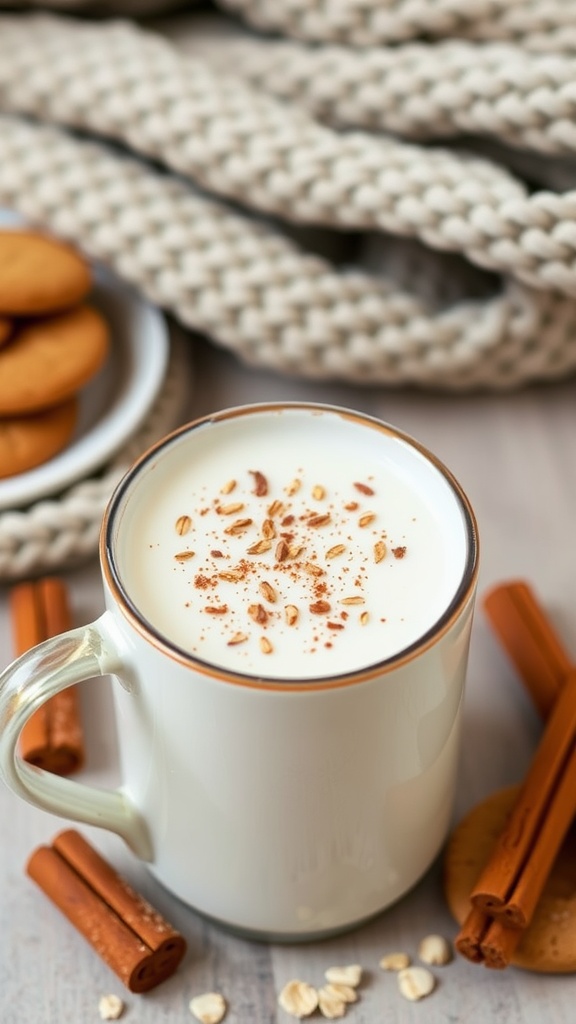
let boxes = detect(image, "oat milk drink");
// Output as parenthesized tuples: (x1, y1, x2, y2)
(116, 405, 470, 679)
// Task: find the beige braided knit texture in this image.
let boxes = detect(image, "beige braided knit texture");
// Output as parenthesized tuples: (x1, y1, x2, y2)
(218, 0, 576, 50)
(2, 11, 576, 391)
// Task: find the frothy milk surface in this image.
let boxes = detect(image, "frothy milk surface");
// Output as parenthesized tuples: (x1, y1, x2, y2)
(114, 407, 471, 679)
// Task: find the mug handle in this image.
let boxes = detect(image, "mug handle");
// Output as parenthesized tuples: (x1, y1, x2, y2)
(0, 612, 152, 861)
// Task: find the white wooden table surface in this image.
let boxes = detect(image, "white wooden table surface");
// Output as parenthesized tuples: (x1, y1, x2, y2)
(0, 334, 575, 1024)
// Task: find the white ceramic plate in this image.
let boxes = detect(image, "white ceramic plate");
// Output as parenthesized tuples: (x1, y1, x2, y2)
(0, 213, 169, 511)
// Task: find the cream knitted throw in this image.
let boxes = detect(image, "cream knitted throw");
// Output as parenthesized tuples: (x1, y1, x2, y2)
(1, 3, 576, 390)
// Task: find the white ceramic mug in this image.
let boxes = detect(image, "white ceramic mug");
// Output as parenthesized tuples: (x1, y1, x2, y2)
(0, 403, 479, 939)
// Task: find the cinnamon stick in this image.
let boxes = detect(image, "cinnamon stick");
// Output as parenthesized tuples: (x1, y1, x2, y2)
(479, 916, 524, 970)
(470, 672, 576, 926)
(10, 577, 84, 774)
(454, 906, 490, 963)
(455, 906, 524, 969)
(483, 580, 572, 720)
(454, 581, 576, 966)
(26, 830, 187, 993)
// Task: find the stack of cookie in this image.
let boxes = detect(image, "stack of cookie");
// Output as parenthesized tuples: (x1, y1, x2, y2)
(0, 231, 110, 481)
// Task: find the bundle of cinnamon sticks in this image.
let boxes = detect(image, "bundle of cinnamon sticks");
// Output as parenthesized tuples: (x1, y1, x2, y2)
(9, 577, 188, 991)
(455, 580, 576, 968)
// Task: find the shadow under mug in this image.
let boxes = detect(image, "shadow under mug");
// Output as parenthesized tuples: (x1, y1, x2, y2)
(0, 402, 479, 939)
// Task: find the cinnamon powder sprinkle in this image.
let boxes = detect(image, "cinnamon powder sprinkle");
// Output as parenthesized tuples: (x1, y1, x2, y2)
(354, 482, 375, 495)
(194, 574, 214, 590)
(310, 600, 331, 615)
(204, 605, 229, 615)
(259, 636, 273, 654)
(393, 546, 407, 559)
(174, 551, 195, 561)
(175, 515, 192, 536)
(250, 470, 268, 496)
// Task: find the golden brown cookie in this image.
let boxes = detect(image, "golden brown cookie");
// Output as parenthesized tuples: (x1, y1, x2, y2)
(0, 316, 12, 347)
(0, 231, 91, 315)
(0, 304, 109, 415)
(444, 785, 576, 973)
(0, 398, 78, 479)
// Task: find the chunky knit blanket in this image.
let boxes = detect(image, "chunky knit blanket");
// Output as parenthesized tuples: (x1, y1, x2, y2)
(2, 0, 576, 391)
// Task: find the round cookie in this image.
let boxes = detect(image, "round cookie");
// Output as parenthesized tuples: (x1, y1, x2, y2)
(0, 231, 91, 315)
(444, 785, 576, 973)
(0, 304, 109, 415)
(0, 317, 12, 347)
(0, 398, 78, 479)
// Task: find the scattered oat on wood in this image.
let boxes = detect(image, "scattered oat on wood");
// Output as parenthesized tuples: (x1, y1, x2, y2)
(278, 980, 319, 1018)
(397, 966, 436, 1001)
(189, 992, 227, 1024)
(324, 965, 362, 988)
(417, 934, 453, 966)
(317, 987, 347, 1019)
(98, 994, 124, 1020)
(379, 952, 411, 972)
